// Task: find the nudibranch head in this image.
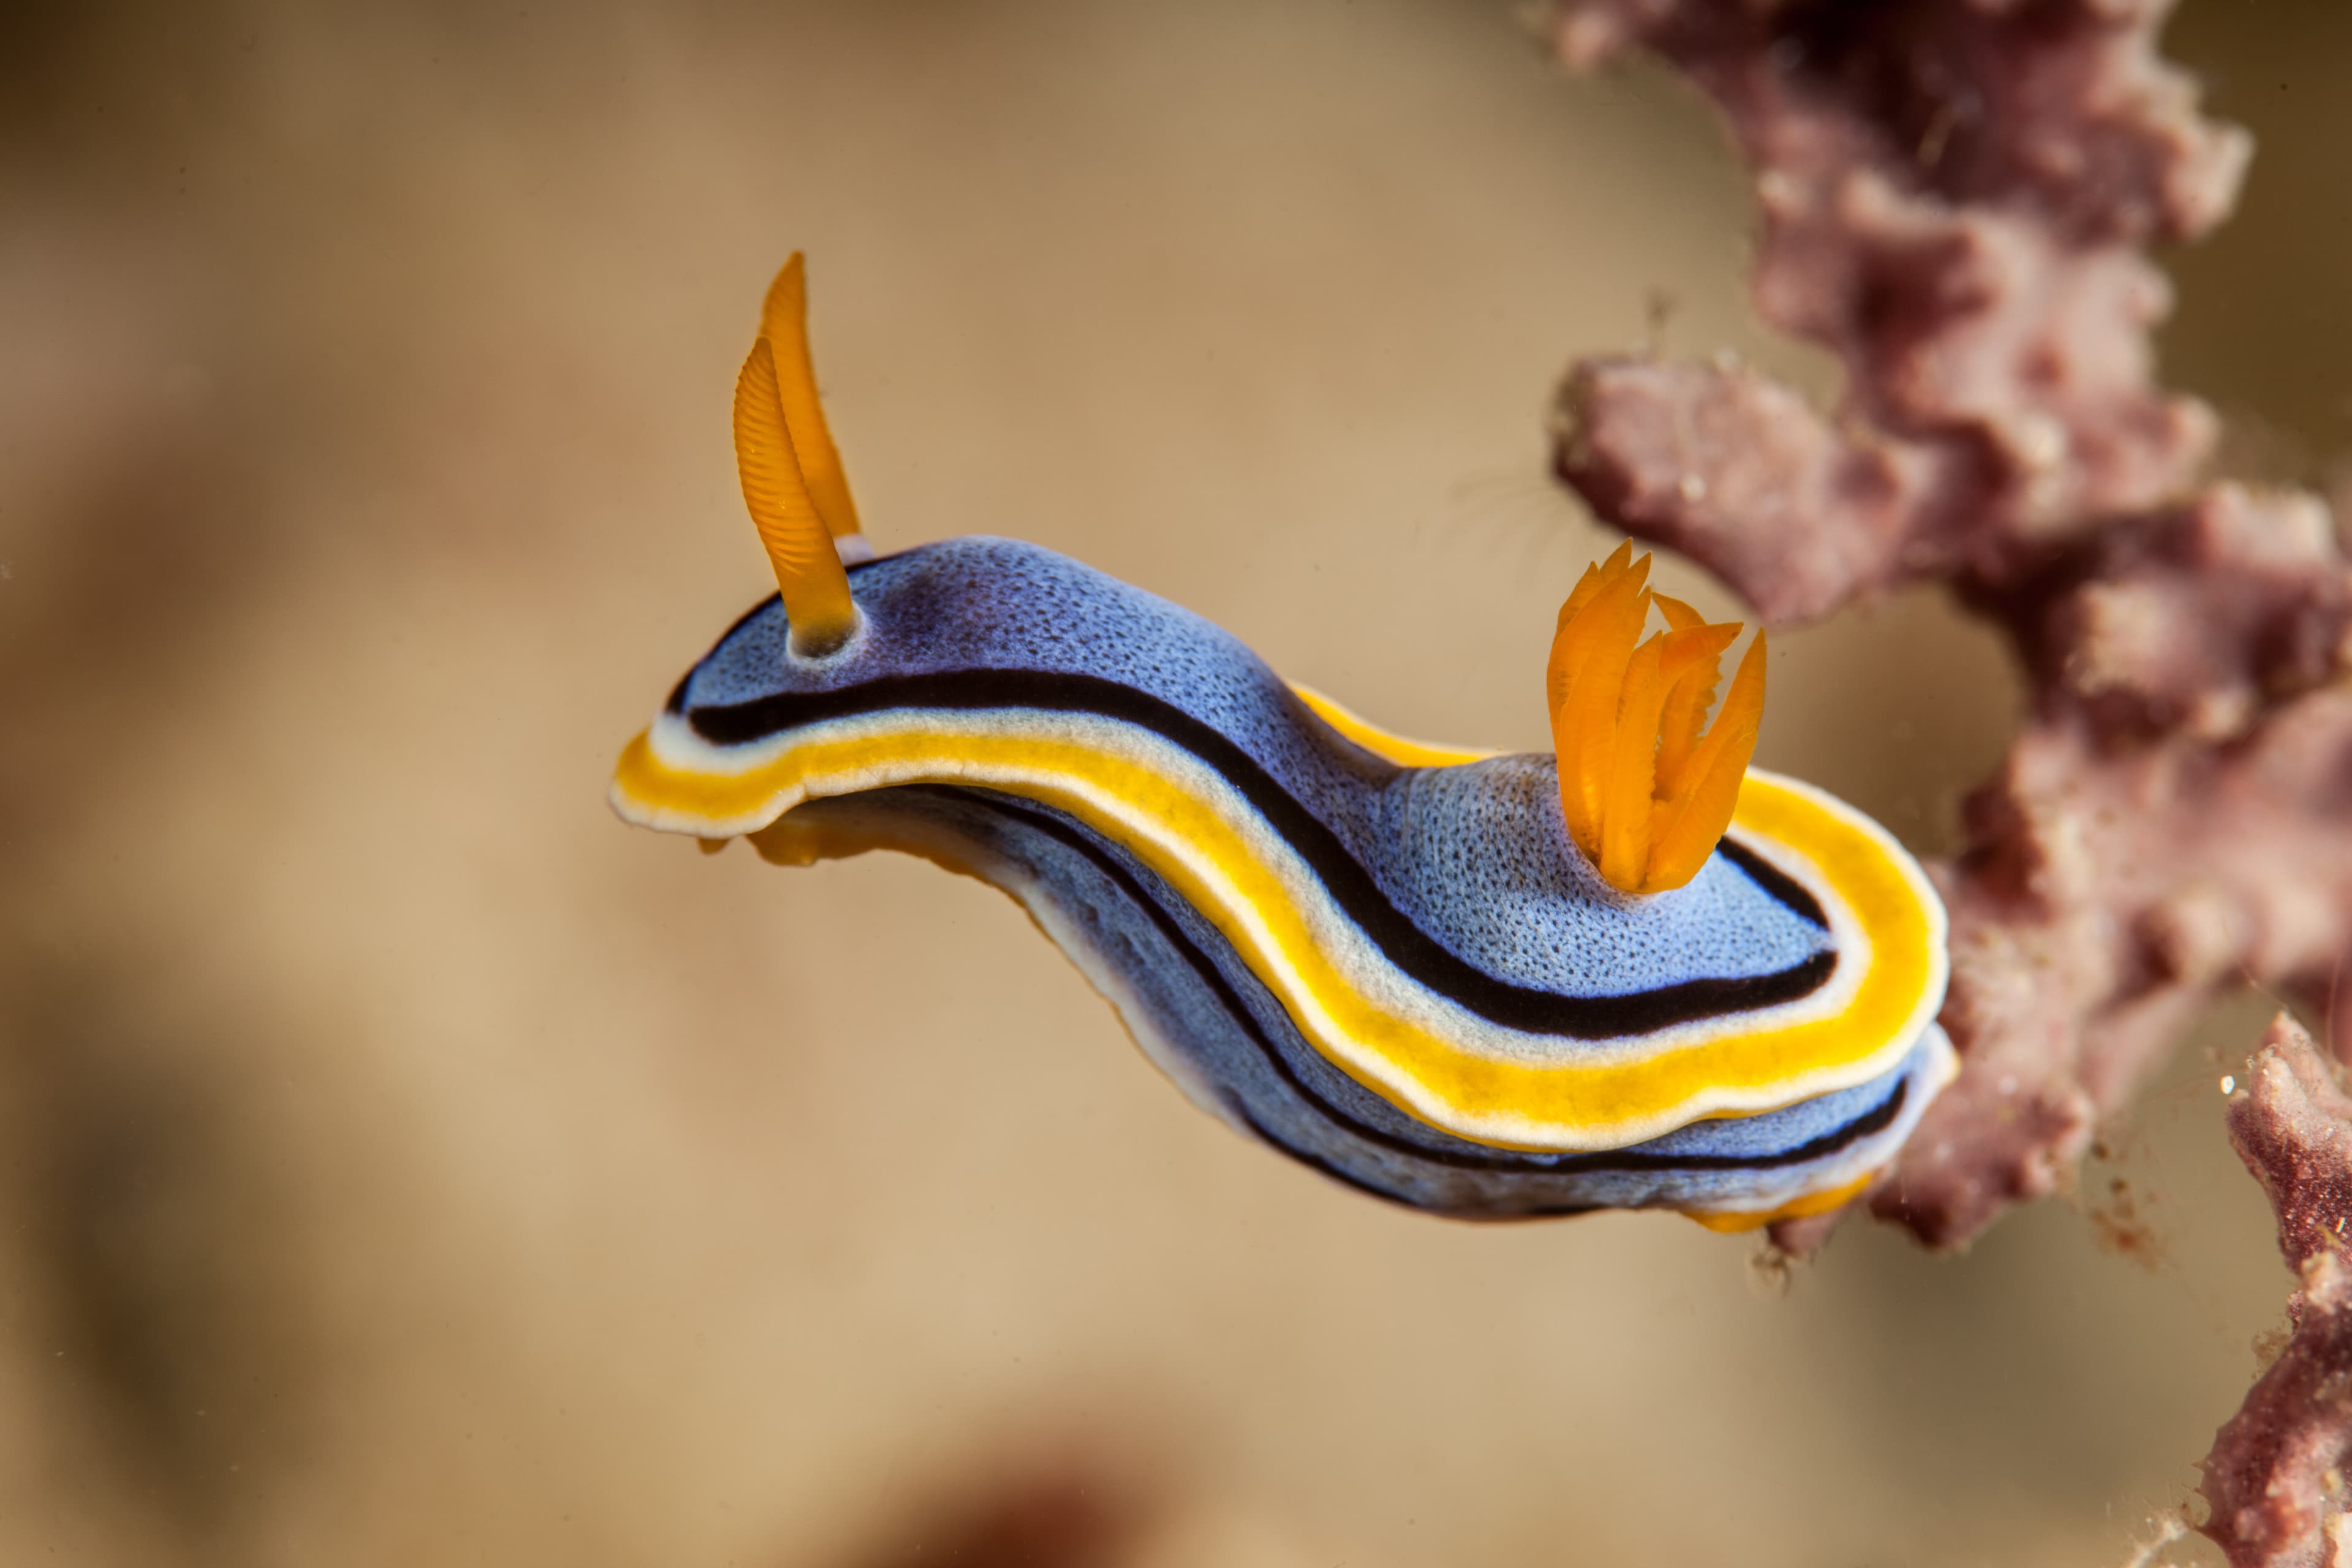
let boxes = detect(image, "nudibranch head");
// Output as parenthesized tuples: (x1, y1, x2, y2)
(609, 254, 1957, 1227)
(1548, 543, 1765, 896)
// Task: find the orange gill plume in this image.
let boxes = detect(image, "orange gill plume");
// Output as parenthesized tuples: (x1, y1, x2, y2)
(734, 254, 861, 655)
(1545, 544, 1766, 895)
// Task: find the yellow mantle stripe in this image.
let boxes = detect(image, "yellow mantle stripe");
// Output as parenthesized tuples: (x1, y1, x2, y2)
(611, 711, 1944, 1153)
(1287, 684, 1496, 768)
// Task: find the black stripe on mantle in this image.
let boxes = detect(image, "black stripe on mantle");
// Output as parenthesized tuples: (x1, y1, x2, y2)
(927, 783, 1907, 1177)
(690, 668, 1836, 1041)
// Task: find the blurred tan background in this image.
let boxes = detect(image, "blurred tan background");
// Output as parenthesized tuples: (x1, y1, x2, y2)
(2, 2, 2346, 1564)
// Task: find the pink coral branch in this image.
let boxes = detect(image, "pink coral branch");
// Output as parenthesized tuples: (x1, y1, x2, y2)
(1550, 0, 2242, 614)
(2198, 1013, 2352, 1567)
(1540, 0, 2352, 1253)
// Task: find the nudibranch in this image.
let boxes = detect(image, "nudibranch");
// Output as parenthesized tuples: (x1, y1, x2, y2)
(612, 256, 1956, 1229)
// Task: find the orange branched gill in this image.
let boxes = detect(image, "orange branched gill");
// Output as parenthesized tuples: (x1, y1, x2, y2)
(1545, 544, 1765, 895)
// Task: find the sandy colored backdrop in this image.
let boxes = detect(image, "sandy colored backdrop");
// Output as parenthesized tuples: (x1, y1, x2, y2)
(2, 2, 2346, 1564)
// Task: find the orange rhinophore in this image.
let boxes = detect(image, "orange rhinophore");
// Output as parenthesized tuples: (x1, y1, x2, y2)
(731, 254, 862, 655)
(759, 253, 865, 551)
(1546, 544, 1766, 895)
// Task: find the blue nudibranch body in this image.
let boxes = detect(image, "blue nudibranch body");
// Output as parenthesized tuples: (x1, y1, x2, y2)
(612, 257, 1956, 1229)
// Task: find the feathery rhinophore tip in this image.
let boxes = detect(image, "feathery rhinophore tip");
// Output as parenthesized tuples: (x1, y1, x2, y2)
(1546, 545, 1764, 895)
(758, 252, 865, 552)
(734, 334, 859, 655)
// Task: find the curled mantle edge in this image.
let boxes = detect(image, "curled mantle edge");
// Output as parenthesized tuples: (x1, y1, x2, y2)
(1540, 0, 2352, 1257)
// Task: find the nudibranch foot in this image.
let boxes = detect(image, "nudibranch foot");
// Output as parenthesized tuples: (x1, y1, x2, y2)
(746, 782, 1957, 1222)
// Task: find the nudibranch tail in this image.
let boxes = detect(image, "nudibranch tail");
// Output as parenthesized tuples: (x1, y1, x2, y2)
(1547, 547, 1765, 895)
(733, 335, 859, 655)
(758, 252, 865, 552)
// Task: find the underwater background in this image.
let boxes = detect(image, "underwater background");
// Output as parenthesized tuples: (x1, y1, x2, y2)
(2, 2, 2348, 1562)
